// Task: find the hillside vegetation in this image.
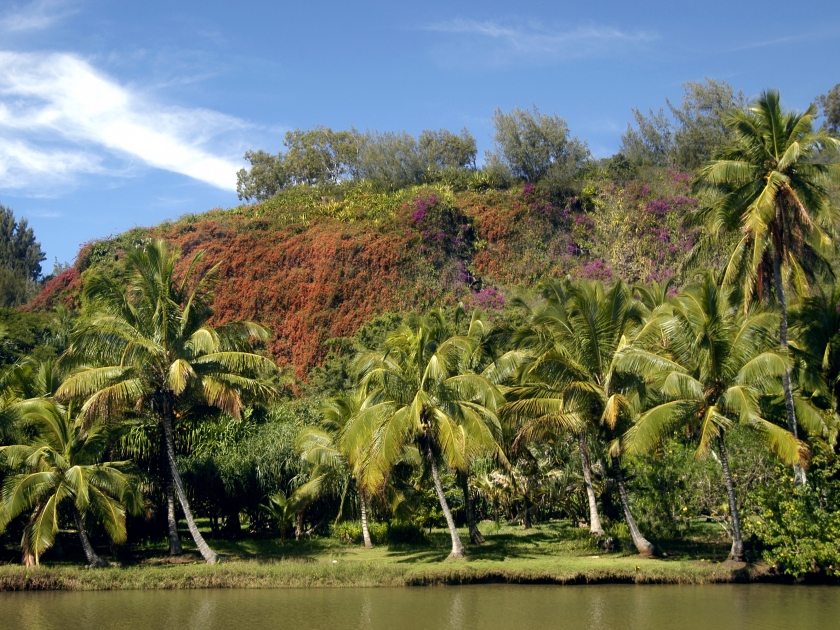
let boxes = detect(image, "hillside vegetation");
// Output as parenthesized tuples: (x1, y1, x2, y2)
(29, 169, 700, 378)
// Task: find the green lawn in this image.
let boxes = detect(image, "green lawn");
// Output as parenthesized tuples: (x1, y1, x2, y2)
(0, 521, 774, 591)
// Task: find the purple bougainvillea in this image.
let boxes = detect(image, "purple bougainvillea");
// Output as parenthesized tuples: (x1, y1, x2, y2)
(472, 286, 506, 310)
(412, 194, 437, 223)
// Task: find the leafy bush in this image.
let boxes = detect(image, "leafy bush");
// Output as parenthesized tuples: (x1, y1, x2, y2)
(746, 452, 840, 578)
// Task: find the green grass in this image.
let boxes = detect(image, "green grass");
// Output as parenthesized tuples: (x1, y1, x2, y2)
(0, 521, 774, 591)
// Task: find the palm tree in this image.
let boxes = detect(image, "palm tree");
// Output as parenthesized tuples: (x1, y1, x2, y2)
(263, 489, 309, 544)
(0, 398, 140, 567)
(57, 240, 279, 564)
(791, 286, 840, 418)
(297, 391, 378, 548)
(504, 279, 660, 554)
(618, 275, 808, 561)
(693, 89, 840, 485)
(355, 309, 504, 559)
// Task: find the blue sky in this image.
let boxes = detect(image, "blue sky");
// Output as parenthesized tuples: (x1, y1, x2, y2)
(1, 0, 839, 267)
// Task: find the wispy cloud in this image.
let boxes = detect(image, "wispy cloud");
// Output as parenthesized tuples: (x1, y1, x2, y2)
(0, 0, 76, 32)
(0, 51, 248, 193)
(425, 19, 656, 68)
(0, 138, 101, 192)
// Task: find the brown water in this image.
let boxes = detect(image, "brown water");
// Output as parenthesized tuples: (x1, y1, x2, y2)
(0, 584, 837, 630)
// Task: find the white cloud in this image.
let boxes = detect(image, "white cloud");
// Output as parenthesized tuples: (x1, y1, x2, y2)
(0, 137, 102, 192)
(425, 19, 656, 67)
(0, 51, 248, 192)
(0, 0, 75, 32)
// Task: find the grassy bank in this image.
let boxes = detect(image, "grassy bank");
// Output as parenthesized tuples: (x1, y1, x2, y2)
(0, 522, 778, 591)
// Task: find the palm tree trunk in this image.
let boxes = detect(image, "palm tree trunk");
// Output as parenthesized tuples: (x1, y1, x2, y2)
(359, 488, 373, 549)
(772, 247, 807, 486)
(162, 459, 183, 556)
(21, 509, 39, 567)
(578, 433, 605, 536)
(522, 494, 533, 529)
(716, 434, 745, 561)
(611, 456, 655, 557)
(295, 510, 304, 540)
(428, 448, 466, 559)
(73, 508, 108, 568)
(162, 411, 221, 564)
(458, 471, 485, 544)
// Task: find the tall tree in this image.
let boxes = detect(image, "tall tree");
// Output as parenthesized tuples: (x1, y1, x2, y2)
(0, 204, 46, 307)
(618, 275, 808, 561)
(487, 105, 589, 182)
(57, 240, 279, 564)
(693, 89, 840, 485)
(355, 310, 504, 558)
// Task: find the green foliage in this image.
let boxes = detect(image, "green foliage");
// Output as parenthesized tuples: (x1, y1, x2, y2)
(627, 429, 778, 540)
(746, 450, 840, 577)
(487, 105, 589, 183)
(0, 309, 60, 365)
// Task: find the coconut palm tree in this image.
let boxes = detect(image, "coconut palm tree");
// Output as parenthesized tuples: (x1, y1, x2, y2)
(504, 279, 661, 554)
(0, 398, 140, 567)
(618, 275, 808, 561)
(354, 309, 504, 559)
(693, 89, 840, 485)
(57, 240, 279, 564)
(297, 391, 378, 548)
(791, 285, 840, 419)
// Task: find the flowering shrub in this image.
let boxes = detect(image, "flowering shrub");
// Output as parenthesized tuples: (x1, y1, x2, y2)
(27, 170, 704, 378)
(577, 259, 612, 281)
(470, 286, 505, 310)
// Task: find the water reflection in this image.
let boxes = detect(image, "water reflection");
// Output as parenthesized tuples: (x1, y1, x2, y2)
(1, 584, 837, 630)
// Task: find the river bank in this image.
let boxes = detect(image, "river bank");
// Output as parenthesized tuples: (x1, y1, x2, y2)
(0, 555, 777, 591)
(0, 521, 793, 591)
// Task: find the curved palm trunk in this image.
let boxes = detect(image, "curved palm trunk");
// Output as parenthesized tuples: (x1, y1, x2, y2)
(162, 458, 183, 556)
(21, 509, 38, 567)
(772, 246, 807, 486)
(458, 471, 485, 544)
(162, 412, 221, 564)
(578, 433, 605, 536)
(716, 434, 745, 561)
(611, 456, 655, 557)
(73, 508, 108, 568)
(428, 448, 466, 559)
(359, 489, 373, 549)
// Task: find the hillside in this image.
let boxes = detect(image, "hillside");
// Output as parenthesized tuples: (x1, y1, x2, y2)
(29, 168, 699, 378)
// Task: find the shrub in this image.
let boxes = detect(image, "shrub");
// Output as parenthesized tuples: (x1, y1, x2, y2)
(746, 451, 840, 578)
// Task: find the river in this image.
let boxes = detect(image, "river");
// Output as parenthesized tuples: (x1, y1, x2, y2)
(1, 584, 837, 629)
